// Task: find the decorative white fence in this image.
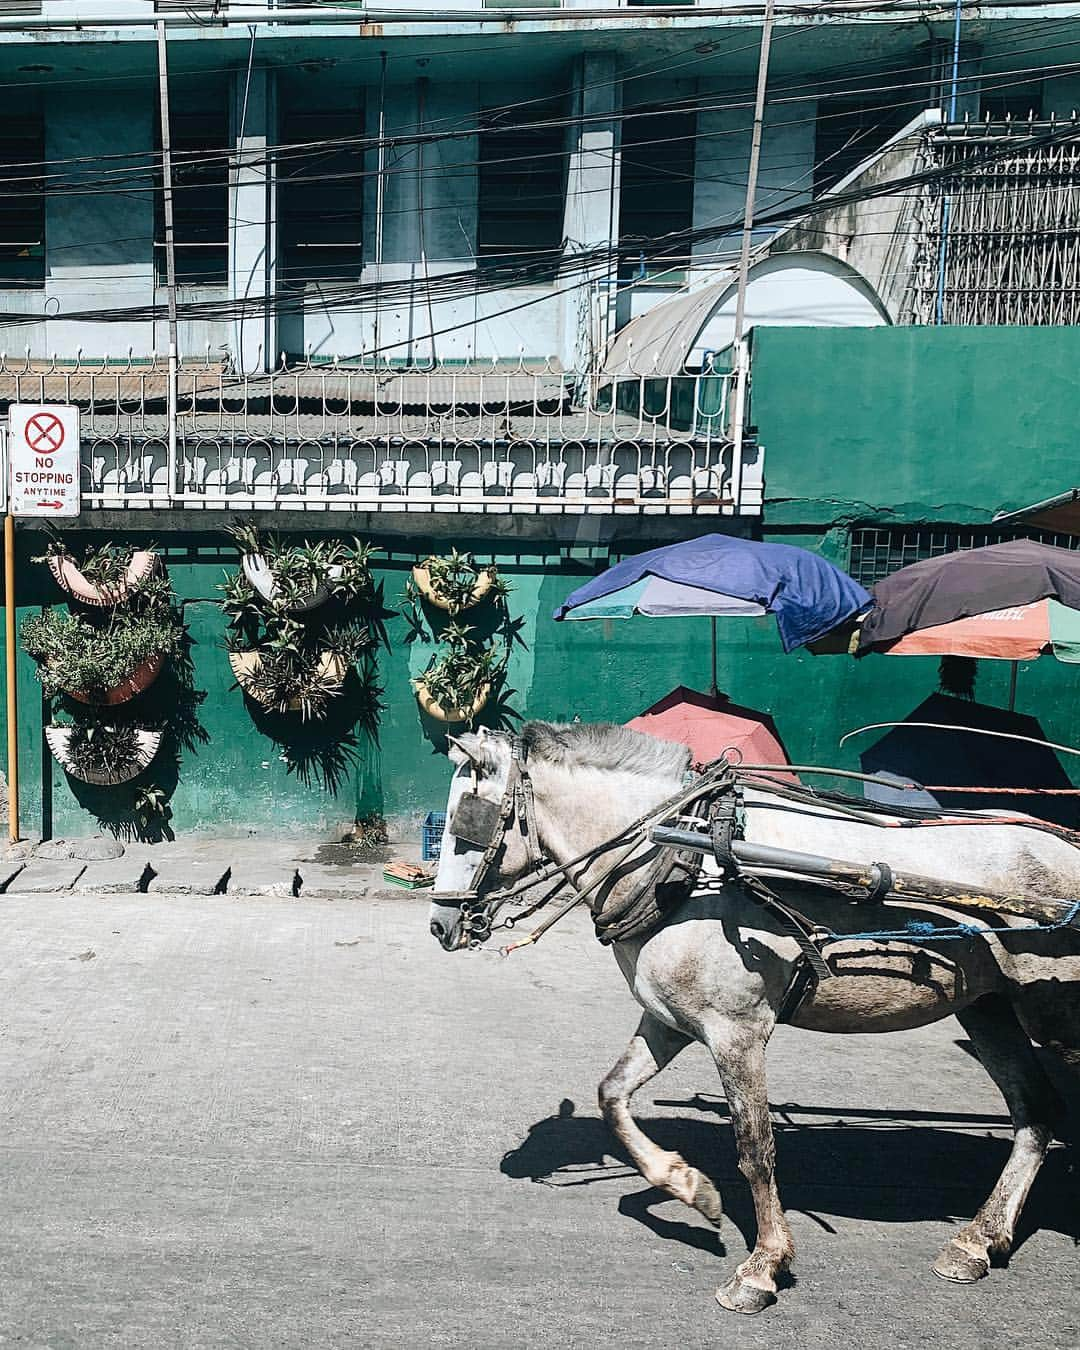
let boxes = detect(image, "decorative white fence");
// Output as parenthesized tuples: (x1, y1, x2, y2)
(0, 352, 762, 516)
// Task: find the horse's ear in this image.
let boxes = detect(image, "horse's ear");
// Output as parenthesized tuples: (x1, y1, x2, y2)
(447, 733, 496, 775)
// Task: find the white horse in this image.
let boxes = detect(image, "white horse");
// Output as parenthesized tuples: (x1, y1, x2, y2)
(429, 721, 1080, 1314)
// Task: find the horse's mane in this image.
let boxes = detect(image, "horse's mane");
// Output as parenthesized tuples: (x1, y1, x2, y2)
(519, 720, 690, 779)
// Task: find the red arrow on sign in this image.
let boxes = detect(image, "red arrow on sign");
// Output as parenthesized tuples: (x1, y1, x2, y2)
(36, 501, 64, 510)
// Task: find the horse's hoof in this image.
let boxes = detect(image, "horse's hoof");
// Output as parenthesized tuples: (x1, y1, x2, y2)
(715, 1276, 776, 1315)
(691, 1172, 723, 1226)
(932, 1241, 990, 1284)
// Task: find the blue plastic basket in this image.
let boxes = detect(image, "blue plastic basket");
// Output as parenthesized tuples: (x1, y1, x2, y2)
(422, 811, 447, 862)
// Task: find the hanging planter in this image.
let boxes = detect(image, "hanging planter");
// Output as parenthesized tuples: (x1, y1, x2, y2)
(229, 648, 349, 716)
(22, 607, 178, 705)
(240, 554, 346, 615)
(226, 524, 375, 616)
(413, 626, 504, 726)
(46, 549, 158, 608)
(412, 551, 500, 615)
(63, 651, 165, 706)
(413, 678, 491, 725)
(46, 724, 163, 785)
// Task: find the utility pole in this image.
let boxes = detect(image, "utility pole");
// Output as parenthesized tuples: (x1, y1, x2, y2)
(728, 0, 776, 510)
(373, 51, 387, 363)
(156, 20, 179, 489)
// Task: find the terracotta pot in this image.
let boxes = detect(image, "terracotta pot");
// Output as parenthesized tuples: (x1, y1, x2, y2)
(47, 551, 158, 607)
(241, 554, 344, 615)
(411, 560, 496, 615)
(229, 649, 347, 713)
(413, 679, 490, 725)
(46, 725, 163, 786)
(64, 652, 165, 706)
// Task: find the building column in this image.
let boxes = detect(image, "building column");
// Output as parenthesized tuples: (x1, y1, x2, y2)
(229, 67, 276, 373)
(561, 53, 620, 372)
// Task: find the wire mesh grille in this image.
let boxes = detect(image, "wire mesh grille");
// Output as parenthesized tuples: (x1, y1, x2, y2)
(849, 524, 1080, 587)
(911, 122, 1080, 326)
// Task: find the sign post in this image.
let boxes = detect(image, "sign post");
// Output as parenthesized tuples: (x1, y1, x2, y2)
(5, 403, 82, 841)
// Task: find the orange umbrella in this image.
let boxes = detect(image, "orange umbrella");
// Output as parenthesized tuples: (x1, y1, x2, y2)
(880, 598, 1080, 661)
(627, 685, 798, 779)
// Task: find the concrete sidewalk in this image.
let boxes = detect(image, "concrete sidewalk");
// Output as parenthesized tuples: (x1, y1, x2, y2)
(0, 835, 424, 901)
(0, 888, 1077, 1349)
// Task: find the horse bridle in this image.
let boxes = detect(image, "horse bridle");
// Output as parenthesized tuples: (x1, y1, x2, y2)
(432, 737, 542, 943)
(437, 735, 738, 948)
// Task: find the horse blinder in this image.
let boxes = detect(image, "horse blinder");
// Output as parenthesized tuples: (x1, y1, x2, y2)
(449, 792, 503, 850)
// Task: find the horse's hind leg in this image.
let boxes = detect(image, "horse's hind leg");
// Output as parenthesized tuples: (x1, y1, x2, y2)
(598, 1013, 724, 1224)
(933, 994, 1062, 1284)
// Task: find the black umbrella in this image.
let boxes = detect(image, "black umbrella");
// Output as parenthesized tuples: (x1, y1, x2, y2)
(857, 539, 1080, 651)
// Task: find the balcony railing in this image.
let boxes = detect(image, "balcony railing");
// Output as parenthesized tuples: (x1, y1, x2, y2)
(0, 351, 761, 516)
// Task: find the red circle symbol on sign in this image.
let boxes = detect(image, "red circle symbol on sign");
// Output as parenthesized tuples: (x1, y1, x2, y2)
(25, 412, 65, 454)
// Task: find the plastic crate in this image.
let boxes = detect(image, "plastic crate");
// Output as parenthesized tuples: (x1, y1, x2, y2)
(422, 811, 447, 862)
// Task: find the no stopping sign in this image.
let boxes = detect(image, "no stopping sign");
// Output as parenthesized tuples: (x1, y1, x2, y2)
(8, 404, 81, 517)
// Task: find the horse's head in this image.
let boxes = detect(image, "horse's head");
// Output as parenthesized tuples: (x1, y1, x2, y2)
(429, 728, 534, 951)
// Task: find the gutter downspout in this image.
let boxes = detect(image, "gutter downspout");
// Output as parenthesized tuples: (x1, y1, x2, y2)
(728, 0, 775, 517)
(156, 20, 178, 495)
(934, 0, 963, 325)
(374, 51, 387, 363)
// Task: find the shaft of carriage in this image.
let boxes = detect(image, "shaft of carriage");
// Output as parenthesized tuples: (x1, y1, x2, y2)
(650, 824, 1080, 929)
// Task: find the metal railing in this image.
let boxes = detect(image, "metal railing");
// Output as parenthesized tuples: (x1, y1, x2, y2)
(0, 350, 760, 516)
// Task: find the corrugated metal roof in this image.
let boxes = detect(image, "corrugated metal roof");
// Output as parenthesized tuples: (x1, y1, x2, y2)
(80, 412, 709, 445)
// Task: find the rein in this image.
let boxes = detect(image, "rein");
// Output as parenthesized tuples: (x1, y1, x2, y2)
(440, 741, 1080, 960)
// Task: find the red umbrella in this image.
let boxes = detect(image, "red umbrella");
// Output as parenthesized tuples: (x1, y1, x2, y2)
(626, 685, 798, 779)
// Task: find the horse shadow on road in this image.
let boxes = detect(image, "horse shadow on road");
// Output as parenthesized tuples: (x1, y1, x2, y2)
(500, 1061, 1080, 1262)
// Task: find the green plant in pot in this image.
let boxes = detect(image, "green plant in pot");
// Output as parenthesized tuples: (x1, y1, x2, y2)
(225, 613, 371, 721)
(45, 720, 163, 786)
(414, 622, 506, 724)
(412, 549, 504, 615)
(35, 537, 160, 608)
(22, 574, 183, 705)
(227, 522, 376, 615)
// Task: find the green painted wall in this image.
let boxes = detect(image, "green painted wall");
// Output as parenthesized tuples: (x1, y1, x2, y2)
(8, 523, 1079, 844)
(751, 327, 1080, 526)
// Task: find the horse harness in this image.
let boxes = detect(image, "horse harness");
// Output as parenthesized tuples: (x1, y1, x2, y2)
(440, 736, 1079, 1023)
(441, 739, 839, 1019)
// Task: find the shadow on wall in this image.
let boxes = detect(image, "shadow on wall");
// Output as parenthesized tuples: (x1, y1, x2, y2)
(242, 656, 385, 798)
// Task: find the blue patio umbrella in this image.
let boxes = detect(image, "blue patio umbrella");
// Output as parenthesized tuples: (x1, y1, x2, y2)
(553, 534, 870, 694)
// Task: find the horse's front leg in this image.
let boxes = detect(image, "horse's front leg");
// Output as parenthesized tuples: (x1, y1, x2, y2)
(599, 1013, 724, 1224)
(708, 1031, 793, 1315)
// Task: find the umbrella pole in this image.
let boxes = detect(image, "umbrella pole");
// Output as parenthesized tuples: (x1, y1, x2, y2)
(1008, 661, 1018, 712)
(710, 616, 718, 698)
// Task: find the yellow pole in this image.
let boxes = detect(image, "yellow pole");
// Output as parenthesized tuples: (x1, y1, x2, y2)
(5, 512, 17, 843)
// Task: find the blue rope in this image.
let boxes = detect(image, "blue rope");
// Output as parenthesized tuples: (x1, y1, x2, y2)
(833, 902, 1080, 945)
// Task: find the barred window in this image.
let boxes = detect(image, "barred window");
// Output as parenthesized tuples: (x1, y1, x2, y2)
(619, 107, 696, 280)
(814, 98, 911, 195)
(0, 116, 45, 289)
(155, 107, 228, 286)
(848, 524, 1080, 587)
(477, 99, 567, 268)
(278, 109, 364, 286)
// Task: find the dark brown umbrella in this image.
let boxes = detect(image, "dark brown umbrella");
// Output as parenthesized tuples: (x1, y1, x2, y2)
(856, 539, 1080, 653)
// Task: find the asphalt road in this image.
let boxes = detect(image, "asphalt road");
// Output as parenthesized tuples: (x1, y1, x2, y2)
(0, 889, 1078, 1349)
